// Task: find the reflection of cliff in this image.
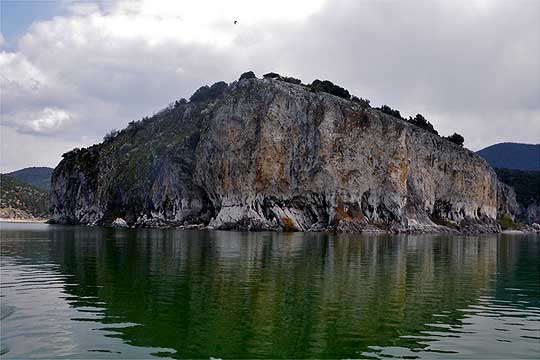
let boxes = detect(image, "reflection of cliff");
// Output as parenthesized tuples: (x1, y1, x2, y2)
(494, 235, 540, 305)
(43, 228, 516, 358)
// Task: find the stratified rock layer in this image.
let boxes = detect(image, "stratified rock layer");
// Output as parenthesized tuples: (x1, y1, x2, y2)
(50, 78, 517, 233)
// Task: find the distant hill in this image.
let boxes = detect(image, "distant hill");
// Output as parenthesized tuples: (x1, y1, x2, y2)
(495, 168, 540, 225)
(477, 143, 540, 170)
(5, 167, 53, 190)
(0, 174, 49, 219)
(495, 168, 540, 208)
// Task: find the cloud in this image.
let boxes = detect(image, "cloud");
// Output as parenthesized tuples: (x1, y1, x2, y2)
(30, 108, 74, 134)
(0, 0, 539, 172)
(0, 126, 89, 171)
(4, 107, 76, 136)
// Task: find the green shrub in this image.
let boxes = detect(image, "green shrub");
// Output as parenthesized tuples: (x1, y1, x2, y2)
(407, 114, 439, 135)
(351, 96, 371, 108)
(263, 72, 281, 79)
(103, 129, 119, 142)
(309, 79, 351, 99)
(499, 214, 515, 230)
(174, 98, 188, 107)
(280, 76, 302, 85)
(443, 133, 465, 146)
(378, 105, 403, 119)
(189, 85, 210, 102)
(189, 81, 228, 102)
(239, 71, 256, 80)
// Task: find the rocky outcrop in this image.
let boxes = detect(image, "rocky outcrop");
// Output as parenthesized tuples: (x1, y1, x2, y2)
(50, 77, 517, 233)
(111, 218, 128, 228)
(523, 202, 540, 225)
(0, 207, 36, 221)
(492, 168, 540, 225)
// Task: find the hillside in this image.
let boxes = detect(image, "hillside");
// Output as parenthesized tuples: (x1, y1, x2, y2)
(49, 74, 517, 234)
(0, 174, 49, 219)
(476, 143, 540, 224)
(5, 167, 53, 190)
(494, 168, 540, 224)
(477, 143, 540, 170)
(495, 168, 540, 207)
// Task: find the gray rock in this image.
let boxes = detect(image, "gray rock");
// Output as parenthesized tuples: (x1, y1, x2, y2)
(50, 78, 518, 233)
(112, 218, 128, 228)
(524, 202, 540, 224)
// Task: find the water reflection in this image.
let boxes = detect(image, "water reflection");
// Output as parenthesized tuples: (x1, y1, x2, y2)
(1, 223, 539, 358)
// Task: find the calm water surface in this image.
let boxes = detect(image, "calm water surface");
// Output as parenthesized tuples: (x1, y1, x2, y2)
(0, 222, 539, 359)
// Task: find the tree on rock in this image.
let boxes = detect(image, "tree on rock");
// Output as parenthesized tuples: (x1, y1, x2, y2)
(378, 105, 402, 119)
(208, 81, 228, 97)
(351, 96, 371, 108)
(103, 129, 119, 142)
(239, 71, 256, 80)
(309, 79, 351, 99)
(189, 81, 229, 103)
(444, 133, 465, 146)
(280, 76, 302, 85)
(263, 72, 281, 79)
(407, 113, 438, 135)
(174, 98, 188, 107)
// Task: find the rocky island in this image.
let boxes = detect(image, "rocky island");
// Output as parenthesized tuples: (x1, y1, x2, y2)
(49, 73, 519, 233)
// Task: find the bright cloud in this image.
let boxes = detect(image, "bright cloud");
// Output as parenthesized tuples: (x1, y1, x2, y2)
(3, 107, 76, 136)
(27, 107, 75, 134)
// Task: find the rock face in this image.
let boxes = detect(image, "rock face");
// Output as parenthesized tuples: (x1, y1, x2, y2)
(492, 168, 540, 225)
(523, 202, 540, 225)
(0, 207, 35, 221)
(50, 78, 517, 233)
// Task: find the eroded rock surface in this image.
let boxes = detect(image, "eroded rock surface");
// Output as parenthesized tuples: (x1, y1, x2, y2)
(50, 78, 517, 233)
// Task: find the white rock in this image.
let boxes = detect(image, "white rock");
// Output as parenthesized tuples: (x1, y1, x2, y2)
(112, 218, 128, 228)
(502, 229, 524, 234)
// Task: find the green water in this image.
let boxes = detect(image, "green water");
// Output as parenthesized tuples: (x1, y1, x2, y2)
(0, 222, 539, 359)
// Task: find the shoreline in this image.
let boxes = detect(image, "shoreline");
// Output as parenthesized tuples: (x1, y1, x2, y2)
(0, 218, 48, 223)
(12, 219, 539, 234)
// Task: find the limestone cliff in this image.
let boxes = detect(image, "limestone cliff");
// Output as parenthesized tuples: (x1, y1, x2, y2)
(50, 77, 518, 233)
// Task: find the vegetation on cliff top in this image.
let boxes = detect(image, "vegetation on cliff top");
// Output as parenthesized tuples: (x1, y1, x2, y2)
(190, 81, 229, 103)
(0, 174, 49, 218)
(245, 71, 463, 144)
(443, 133, 465, 147)
(74, 71, 466, 160)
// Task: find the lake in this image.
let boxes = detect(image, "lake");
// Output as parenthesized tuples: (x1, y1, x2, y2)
(0, 222, 539, 359)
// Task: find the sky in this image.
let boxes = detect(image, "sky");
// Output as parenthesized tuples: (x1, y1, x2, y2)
(1, 0, 539, 172)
